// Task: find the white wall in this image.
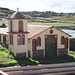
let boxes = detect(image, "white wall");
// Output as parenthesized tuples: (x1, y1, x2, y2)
(8, 20, 28, 32)
(9, 34, 28, 57)
(29, 27, 69, 57)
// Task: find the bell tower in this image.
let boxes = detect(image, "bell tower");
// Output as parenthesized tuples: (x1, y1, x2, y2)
(8, 8, 29, 57)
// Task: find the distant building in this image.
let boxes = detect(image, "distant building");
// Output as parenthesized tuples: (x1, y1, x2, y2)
(0, 9, 71, 59)
(70, 37, 75, 51)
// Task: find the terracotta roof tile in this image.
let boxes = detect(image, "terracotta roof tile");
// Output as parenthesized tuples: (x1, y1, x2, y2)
(28, 25, 50, 38)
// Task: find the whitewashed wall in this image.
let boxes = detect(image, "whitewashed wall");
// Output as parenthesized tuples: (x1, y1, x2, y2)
(9, 34, 28, 57)
(8, 20, 28, 32)
(29, 27, 69, 58)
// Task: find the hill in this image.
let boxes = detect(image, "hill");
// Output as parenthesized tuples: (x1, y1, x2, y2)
(0, 7, 14, 26)
(0, 7, 14, 18)
(0, 7, 75, 30)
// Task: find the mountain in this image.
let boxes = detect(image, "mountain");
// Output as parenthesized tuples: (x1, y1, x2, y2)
(0, 7, 75, 26)
(0, 7, 14, 18)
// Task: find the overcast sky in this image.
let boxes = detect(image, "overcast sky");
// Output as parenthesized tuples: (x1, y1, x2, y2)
(0, 0, 75, 13)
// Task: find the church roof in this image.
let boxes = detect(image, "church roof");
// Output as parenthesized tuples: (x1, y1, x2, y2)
(11, 11, 25, 19)
(28, 25, 50, 38)
(0, 25, 71, 37)
(28, 25, 71, 39)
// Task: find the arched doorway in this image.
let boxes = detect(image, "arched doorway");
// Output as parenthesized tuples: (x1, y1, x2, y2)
(45, 35, 57, 57)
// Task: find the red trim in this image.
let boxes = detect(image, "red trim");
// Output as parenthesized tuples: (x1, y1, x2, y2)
(18, 20, 23, 32)
(45, 35, 57, 57)
(10, 20, 12, 32)
(65, 38, 68, 49)
(22, 35, 25, 45)
(10, 35, 13, 45)
(8, 18, 29, 20)
(7, 32, 29, 34)
(17, 35, 21, 45)
(17, 35, 25, 45)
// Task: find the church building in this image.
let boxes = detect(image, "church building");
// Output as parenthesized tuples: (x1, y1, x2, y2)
(0, 9, 71, 59)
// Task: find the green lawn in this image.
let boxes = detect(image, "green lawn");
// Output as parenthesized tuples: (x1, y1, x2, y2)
(0, 47, 75, 67)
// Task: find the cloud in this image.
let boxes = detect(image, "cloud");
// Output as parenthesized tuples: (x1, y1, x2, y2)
(0, 0, 75, 12)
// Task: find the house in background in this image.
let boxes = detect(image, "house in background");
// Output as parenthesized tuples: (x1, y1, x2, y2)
(0, 9, 71, 59)
(70, 37, 75, 51)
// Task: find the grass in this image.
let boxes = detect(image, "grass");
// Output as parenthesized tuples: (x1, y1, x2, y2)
(28, 16, 75, 30)
(0, 47, 17, 67)
(0, 47, 75, 68)
(28, 22, 75, 30)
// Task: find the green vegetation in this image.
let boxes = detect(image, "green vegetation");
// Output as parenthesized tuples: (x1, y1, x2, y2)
(0, 47, 75, 68)
(0, 47, 17, 67)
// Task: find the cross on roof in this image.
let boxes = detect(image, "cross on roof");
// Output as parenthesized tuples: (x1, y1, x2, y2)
(17, 8, 19, 12)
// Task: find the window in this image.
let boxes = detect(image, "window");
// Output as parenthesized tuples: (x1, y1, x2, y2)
(18, 21, 23, 32)
(17, 35, 25, 45)
(61, 36, 64, 45)
(17, 35, 21, 45)
(10, 21, 12, 32)
(37, 37, 41, 46)
(3, 35, 6, 44)
(22, 35, 25, 45)
(32, 39, 36, 50)
(10, 35, 13, 45)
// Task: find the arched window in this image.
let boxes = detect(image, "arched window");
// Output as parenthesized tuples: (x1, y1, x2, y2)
(17, 35, 21, 45)
(32, 39, 36, 50)
(10, 21, 12, 32)
(18, 21, 23, 32)
(22, 35, 25, 45)
(3, 35, 6, 44)
(61, 36, 65, 45)
(10, 35, 13, 45)
(37, 37, 41, 46)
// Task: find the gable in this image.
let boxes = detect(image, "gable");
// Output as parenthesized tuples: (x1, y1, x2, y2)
(28, 25, 71, 39)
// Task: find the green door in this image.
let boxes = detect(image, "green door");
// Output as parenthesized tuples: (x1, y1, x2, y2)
(46, 36, 56, 57)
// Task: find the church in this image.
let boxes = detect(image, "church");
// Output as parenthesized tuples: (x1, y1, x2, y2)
(0, 9, 71, 59)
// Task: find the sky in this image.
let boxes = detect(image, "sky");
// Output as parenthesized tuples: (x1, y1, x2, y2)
(0, 0, 75, 13)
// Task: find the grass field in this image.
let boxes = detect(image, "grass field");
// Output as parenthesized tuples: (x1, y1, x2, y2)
(28, 16, 75, 30)
(0, 16, 75, 30)
(0, 47, 75, 68)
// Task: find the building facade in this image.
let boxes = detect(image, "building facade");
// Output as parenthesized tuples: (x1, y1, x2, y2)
(0, 9, 71, 59)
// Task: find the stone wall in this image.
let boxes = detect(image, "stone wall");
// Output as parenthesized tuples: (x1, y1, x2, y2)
(57, 49, 68, 56)
(33, 51, 44, 59)
(16, 52, 26, 57)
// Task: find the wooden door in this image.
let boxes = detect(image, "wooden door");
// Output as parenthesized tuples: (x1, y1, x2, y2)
(45, 35, 57, 57)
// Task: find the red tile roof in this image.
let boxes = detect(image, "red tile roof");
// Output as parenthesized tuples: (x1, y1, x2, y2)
(28, 25, 71, 39)
(28, 25, 50, 38)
